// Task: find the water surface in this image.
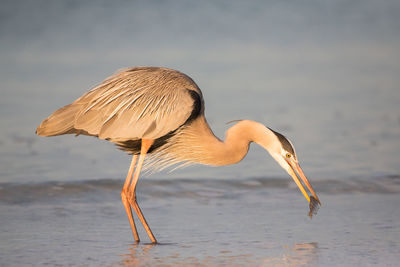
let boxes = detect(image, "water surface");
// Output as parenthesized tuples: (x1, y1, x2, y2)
(1, 177, 399, 266)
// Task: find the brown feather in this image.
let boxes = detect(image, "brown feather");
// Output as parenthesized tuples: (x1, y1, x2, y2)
(36, 104, 82, 136)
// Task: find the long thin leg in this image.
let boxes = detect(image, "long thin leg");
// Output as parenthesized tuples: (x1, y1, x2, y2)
(121, 155, 140, 242)
(124, 155, 138, 191)
(129, 139, 157, 243)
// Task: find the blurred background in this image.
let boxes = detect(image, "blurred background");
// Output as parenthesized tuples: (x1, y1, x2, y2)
(1, 1, 400, 266)
(1, 0, 399, 183)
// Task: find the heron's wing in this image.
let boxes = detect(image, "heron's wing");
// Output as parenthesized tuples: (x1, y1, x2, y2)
(73, 67, 202, 141)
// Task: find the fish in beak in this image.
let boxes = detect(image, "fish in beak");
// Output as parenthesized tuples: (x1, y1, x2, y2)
(286, 158, 321, 218)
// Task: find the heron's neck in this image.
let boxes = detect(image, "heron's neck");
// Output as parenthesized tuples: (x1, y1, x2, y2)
(179, 118, 277, 166)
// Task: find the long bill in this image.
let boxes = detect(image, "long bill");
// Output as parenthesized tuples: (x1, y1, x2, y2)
(286, 159, 321, 205)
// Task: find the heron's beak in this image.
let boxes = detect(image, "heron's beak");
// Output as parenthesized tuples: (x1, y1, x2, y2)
(286, 159, 321, 205)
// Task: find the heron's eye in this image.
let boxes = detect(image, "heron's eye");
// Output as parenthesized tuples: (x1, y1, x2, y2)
(286, 153, 291, 159)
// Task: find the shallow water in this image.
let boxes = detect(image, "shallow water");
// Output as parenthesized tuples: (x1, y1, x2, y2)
(1, 0, 400, 266)
(1, 177, 400, 266)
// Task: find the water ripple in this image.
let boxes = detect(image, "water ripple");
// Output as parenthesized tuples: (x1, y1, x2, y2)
(0, 175, 399, 204)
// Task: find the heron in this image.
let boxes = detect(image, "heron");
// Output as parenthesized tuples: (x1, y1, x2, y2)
(36, 67, 320, 244)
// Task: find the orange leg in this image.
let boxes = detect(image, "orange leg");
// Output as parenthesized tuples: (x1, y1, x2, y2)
(122, 139, 157, 244)
(121, 155, 140, 242)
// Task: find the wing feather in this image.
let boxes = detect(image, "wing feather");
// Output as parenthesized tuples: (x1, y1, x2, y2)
(72, 67, 202, 141)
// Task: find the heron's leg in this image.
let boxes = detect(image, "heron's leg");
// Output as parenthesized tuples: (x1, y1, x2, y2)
(128, 139, 157, 244)
(121, 155, 140, 242)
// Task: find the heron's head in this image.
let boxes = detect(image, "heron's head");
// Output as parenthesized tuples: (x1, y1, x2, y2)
(266, 128, 321, 206)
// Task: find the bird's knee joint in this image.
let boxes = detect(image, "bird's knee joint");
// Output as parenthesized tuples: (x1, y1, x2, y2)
(121, 190, 130, 200)
(121, 189, 136, 202)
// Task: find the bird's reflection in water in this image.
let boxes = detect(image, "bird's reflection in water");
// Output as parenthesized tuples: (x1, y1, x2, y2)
(120, 243, 155, 266)
(263, 242, 319, 266)
(120, 242, 318, 266)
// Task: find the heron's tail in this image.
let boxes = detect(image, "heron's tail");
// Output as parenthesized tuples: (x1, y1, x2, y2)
(36, 104, 80, 136)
